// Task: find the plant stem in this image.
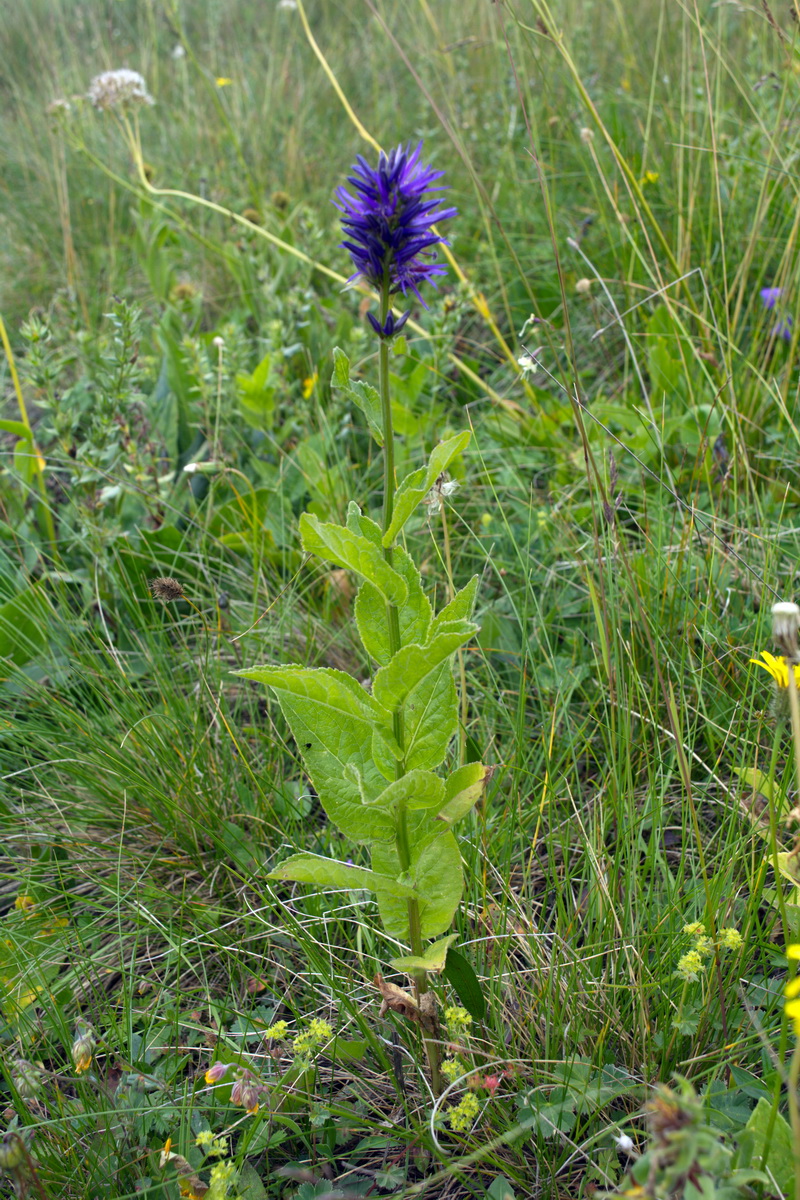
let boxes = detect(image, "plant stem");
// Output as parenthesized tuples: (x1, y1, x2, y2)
(788, 1037, 800, 1200)
(377, 278, 442, 1096)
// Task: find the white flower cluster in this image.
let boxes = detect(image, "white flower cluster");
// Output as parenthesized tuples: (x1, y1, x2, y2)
(87, 69, 154, 111)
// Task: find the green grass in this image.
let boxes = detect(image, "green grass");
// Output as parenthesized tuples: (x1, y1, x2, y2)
(2, 0, 800, 1197)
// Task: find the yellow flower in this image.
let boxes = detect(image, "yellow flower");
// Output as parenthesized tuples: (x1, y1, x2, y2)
(750, 651, 800, 689)
(302, 371, 318, 399)
(15, 895, 35, 914)
(447, 1091, 480, 1132)
(718, 927, 743, 951)
(788, 944, 800, 960)
(676, 950, 704, 981)
(215, 77, 233, 87)
(639, 171, 659, 186)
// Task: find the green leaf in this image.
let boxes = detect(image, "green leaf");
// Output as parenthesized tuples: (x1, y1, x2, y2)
(373, 623, 475, 712)
(243, 675, 397, 843)
(390, 933, 459, 973)
(404, 663, 458, 771)
(438, 762, 490, 825)
(236, 351, 276, 430)
(369, 770, 444, 811)
(355, 547, 432, 665)
(443, 948, 487, 1021)
(299, 514, 408, 606)
(237, 1163, 268, 1200)
(382, 430, 471, 546)
(269, 852, 415, 899)
(430, 575, 480, 635)
(0, 418, 31, 439)
(237, 663, 394, 739)
(332, 346, 383, 445)
(13, 439, 38, 484)
(0, 583, 51, 672)
(744, 1098, 795, 1196)
(372, 828, 463, 940)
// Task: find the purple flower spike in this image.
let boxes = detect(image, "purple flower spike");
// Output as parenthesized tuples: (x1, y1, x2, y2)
(367, 309, 410, 339)
(760, 286, 783, 310)
(334, 142, 457, 306)
(773, 316, 793, 342)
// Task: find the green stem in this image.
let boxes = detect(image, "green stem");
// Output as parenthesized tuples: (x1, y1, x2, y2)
(377, 278, 441, 1096)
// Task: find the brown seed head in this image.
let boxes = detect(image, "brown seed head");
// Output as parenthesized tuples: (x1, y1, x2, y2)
(150, 577, 186, 603)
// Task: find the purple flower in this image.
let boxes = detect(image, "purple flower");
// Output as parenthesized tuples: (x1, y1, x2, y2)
(773, 316, 793, 342)
(760, 287, 783, 310)
(334, 142, 457, 307)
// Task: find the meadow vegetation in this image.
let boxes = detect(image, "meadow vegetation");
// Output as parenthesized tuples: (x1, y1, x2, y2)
(2, 0, 800, 1197)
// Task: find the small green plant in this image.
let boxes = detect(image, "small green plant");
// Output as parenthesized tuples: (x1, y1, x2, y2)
(240, 144, 486, 1094)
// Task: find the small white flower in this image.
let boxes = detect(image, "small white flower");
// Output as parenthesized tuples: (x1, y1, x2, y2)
(171, 44, 187, 60)
(87, 69, 155, 111)
(278, 0, 298, 8)
(614, 1133, 635, 1155)
(517, 350, 541, 374)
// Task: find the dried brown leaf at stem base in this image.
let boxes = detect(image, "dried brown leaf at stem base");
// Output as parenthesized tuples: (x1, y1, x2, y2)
(373, 974, 438, 1034)
(159, 1143, 209, 1198)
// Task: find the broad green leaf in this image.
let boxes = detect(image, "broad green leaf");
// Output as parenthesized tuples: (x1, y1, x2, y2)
(369, 770, 444, 812)
(346, 502, 383, 545)
(744, 1098, 794, 1197)
(372, 828, 463, 940)
(438, 762, 490, 825)
(299, 514, 408, 606)
(0, 584, 51, 672)
(390, 933, 459, 973)
(373, 623, 475, 712)
(13, 439, 38, 484)
(404, 663, 458, 771)
(443, 948, 487, 1021)
(237, 663, 394, 741)
(331, 346, 384, 445)
(382, 431, 471, 547)
(0, 418, 30, 439)
(355, 547, 432, 665)
(252, 686, 395, 843)
(430, 576, 480, 635)
(269, 852, 415, 899)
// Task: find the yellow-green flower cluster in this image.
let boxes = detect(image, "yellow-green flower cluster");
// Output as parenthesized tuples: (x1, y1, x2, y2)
(195, 1131, 228, 1157)
(207, 1158, 237, 1200)
(677, 921, 743, 980)
(444, 1006, 472, 1033)
(292, 1018, 333, 1065)
(447, 1091, 480, 1132)
(718, 927, 744, 952)
(441, 1056, 468, 1083)
(263, 1020, 288, 1041)
(676, 950, 705, 982)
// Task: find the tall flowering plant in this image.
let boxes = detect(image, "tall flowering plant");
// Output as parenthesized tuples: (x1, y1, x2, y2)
(240, 144, 485, 1092)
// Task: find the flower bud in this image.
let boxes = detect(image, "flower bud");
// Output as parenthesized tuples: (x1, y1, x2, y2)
(12, 1059, 41, 1100)
(204, 1061, 231, 1084)
(71, 1023, 96, 1074)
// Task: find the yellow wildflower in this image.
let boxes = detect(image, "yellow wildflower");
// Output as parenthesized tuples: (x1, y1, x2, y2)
(639, 171, 659, 186)
(263, 1020, 288, 1040)
(694, 936, 714, 958)
(676, 950, 704, 981)
(14, 895, 35, 914)
(750, 651, 800, 689)
(447, 1091, 480, 1132)
(682, 922, 705, 937)
(718, 927, 743, 951)
(215, 77, 233, 87)
(302, 371, 318, 399)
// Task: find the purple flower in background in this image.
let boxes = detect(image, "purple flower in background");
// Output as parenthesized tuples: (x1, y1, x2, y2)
(335, 142, 457, 307)
(760, 286, 783, 310)
(773, 315, 793, 342)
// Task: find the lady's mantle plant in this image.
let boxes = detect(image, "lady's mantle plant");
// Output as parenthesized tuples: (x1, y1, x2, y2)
(239, 143, 486, 1091)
